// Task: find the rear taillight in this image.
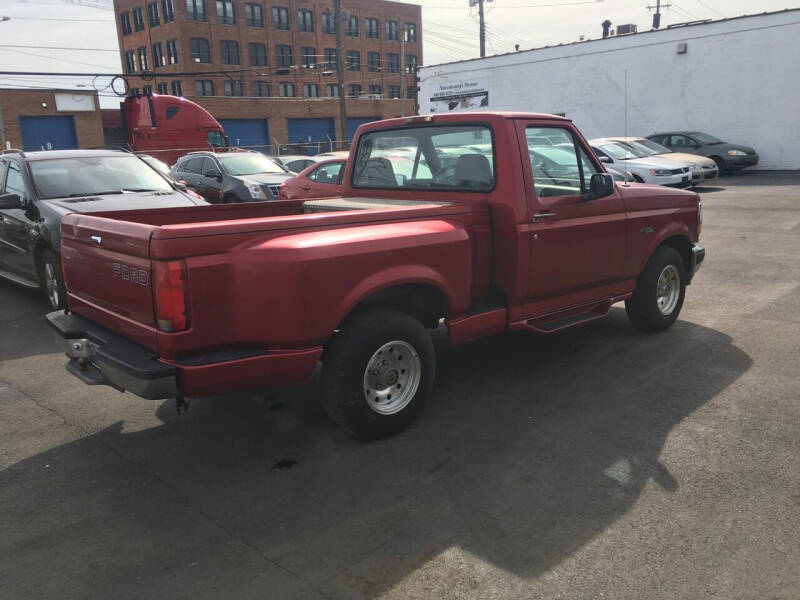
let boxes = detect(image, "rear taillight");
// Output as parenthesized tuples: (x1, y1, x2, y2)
(153, 260, 189, 332)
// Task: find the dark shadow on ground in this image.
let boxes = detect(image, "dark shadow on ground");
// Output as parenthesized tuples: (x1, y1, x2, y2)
(0, 279, 53, 361)
(717, 170, 800, 186)
(693, 186, 726, 193)
(0, 309, 752, 599)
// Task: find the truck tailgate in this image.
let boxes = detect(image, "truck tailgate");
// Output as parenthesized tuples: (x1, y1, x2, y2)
(61, 214, 159, 349)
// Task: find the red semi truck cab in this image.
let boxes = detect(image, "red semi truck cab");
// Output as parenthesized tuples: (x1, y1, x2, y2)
(124, 94, 228, 165)
(48, 112, 704, 439)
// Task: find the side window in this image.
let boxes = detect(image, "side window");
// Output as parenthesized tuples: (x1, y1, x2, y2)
(207, 130, 226, 147)
(0, 160, 8, 193)
(312, 162, 344, 184)
(526, 127, 593, 198)
(201, 157, 219, 175)
(5, 161, 27, 198)
(184, 157, 204, 174)
(669, 134, 691, 148)
(306, 164, 322, 181)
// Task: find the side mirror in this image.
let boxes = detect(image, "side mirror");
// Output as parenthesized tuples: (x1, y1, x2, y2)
(173, 181, 188, 191)
(598, 155, 612, 164)
(0, 193, 23, 209)
(587, 173, 615, 200)
(204, 170, 222, 181)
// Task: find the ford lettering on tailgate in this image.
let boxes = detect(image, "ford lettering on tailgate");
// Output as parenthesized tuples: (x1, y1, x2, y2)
(113, 262, 149, 287)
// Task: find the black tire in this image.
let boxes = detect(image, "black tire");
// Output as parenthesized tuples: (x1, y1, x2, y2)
(39, 248, 66, 310)
(321, 309, 435, 440)
(710, 156, 727, 175)
(625, 246, 686, 333)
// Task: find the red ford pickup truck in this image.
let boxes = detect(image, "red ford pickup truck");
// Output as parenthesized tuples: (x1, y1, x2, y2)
(48, 112, 704, 439)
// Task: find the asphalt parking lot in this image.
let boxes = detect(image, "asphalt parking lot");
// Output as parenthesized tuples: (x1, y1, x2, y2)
(1, 171, 798, 599)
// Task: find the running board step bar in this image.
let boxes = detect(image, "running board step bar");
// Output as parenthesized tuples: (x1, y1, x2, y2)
(513, 300, 613, 334)
(0, 268, 39, 289)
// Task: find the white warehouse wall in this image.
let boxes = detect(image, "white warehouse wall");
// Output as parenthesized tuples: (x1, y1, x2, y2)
(419, 10, 800, 169)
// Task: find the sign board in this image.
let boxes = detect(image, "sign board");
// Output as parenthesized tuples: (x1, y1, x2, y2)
(429, 78, 489, 113)
(54, 93, 95, 112)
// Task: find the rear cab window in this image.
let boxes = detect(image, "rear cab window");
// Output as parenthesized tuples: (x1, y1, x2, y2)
(352, 124, 495, 191)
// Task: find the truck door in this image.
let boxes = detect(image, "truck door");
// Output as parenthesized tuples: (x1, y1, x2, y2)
(515, 121, 627, 315)
(0, 159, 38, 280)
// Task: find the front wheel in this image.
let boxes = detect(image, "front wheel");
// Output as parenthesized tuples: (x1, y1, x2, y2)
(625, 246, 686, 332)
(40, 248, 66, 310)
(321, 309, 435, 440)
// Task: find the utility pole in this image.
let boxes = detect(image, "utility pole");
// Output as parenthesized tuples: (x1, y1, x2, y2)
(334, 0, 347, 146)
(400, 23, 407, 117)
(647, 0, 671, 29)
(478, 0, 486, 57)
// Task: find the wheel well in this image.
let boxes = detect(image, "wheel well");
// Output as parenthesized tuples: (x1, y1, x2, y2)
(33, 240, 52, 278)
(659, 235, 692, 273)
(343, 284, 448, 331)
(709, 155, 725, 166)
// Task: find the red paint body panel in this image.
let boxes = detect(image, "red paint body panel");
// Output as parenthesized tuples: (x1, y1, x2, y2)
(59, 112, 702, 399)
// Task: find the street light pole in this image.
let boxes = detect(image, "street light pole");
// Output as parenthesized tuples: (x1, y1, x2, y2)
(400, 23, 407, 117)
(334, 0, 347, 146)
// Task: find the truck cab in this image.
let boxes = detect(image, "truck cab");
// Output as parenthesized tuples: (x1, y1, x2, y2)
(125, 94, 227, 166)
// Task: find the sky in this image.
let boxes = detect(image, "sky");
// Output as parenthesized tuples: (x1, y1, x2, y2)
(0, 0, 797, 108)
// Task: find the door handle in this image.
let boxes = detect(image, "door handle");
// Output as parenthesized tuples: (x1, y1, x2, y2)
(533, 211, 557, 223)
(301, 185, 311, 190)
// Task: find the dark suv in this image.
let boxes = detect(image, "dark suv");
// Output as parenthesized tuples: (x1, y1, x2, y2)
(170, 151, 294, 203)
(0, 149, 206, 309)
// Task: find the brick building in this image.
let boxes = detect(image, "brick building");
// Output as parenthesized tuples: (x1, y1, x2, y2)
(0, 89, 104, 151)
(113, 0, 422, 151)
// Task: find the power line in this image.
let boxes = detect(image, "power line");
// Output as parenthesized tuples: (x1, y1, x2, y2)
(425, 0, 601, 9)
(694, 0, 725, 18)
(6, 16, 113, 22)
(0, 48, 117, 69)
(0, 44, 118, 52)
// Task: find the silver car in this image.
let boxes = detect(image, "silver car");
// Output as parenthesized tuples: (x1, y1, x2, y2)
(589, 139, 693, 187)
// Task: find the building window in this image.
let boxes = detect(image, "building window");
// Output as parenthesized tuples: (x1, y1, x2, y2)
(348, 84, 362, 98)
(303, 83, 318, 98)
(143, 85, 153, 95)
(324, 47, 337, 68)
(272, 6, 289, 30)
(245, 3, 263, 26)
(367, 52, 380, 72)
(346, 50, 360, 71)
(216, 0, 234, 24)
(278, 82, 294, 97)
(157, 82, 168, 94)
(125, 50, 136, 73)
(224, 80, 243, 96)
(404, 23, 417, 42)
(249, 42, 267, 66)
(301, 46, 315, 68)
(195, 79, 214, 96)
(405, 54, 417, 73)
(162, 0, 175, 22)
(385, 20, 397, 40)
(407, 86, 416, 99)
(346, 15, 358, 36)
(120, 12, 132, 35)
(366, 18, 378, 39)
(253, 81, 270, 96)
(138, 46, 149, 71)
(166, 39, 179, 64)
(186, 0, 205, 21)
(276, 44, 292, 67)
(148, 1, 160, 26)
(322, 11, 335, 34)
(385, 53, 399, 73)
(171, 80, 183, 95)
(220, 40, 239, 64)
(369, 85, 382, 96)
(297, 9, 313, 32)
(190, 37, 211, 63)
(388, 85, 400, 99)
(133, 7, 145, 31)
(153, 42, 164, 67)
(326, 83, 338, 97)
(129, 87, 140, 96)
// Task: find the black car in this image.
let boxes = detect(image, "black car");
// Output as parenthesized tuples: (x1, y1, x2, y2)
(170, 150, 294, 203)
(0, 149, 207, 309)
(647, 131, 759, 173)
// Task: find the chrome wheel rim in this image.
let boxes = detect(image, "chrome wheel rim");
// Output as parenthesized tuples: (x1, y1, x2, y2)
(44, 261, 60, 308)
(656, 264, 680, 315)
(363, 340, 421, 415)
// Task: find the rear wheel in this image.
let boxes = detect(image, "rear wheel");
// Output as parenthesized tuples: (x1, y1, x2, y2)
(625, 246, 686, 332)
(40, 248, 66, 310)
(321, 309, 435, 440)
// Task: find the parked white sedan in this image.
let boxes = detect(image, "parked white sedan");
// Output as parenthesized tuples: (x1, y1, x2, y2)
(589, 139, 693, 187)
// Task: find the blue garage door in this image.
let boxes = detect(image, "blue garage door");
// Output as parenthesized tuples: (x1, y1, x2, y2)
(19, 116, 78, 151)
(218, 119, 271, 152)
(347, 117, 380, 142)
(287, 118, 335, 155)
